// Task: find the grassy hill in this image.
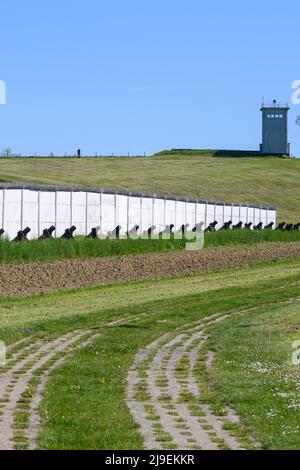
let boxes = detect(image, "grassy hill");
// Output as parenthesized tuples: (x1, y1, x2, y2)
(0, 150, 299, 222)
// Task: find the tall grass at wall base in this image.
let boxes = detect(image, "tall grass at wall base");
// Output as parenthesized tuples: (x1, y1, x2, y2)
(0, 237, 185, 265)
(0, 230, 299, 265)
(203, 229, 300, 247)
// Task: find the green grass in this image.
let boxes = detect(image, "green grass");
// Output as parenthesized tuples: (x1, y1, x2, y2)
(0, 236, 184, 265)
(204, 229, 300, 247)
(26, 265, 300, 449)
(0, 259, 300, 449)
(207, 300, 300, 449)
(0, 152, 299, 221)
(0, 230, 299, 265)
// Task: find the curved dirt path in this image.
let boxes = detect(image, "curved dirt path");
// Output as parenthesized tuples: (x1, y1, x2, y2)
(0, 309, 159, 450)
(0, 242, 300, 297)
(126, 313, 257, 450)
(0, 330, 101, 450)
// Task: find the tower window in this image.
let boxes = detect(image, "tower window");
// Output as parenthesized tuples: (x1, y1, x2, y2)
(266, 113, 284, 119)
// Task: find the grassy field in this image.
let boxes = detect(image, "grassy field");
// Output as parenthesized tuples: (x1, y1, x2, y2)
(0, 152, 299, 222)
(1, 150, 299, 450)
(207, 300, 300, 450)
(0, 229, 299, 265)
(0, 259, 299, 449)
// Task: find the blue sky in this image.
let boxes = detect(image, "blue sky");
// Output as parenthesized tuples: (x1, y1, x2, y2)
(0, 0, 299, 156)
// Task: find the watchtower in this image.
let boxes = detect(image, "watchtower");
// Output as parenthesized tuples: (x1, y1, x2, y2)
(260, 99, 290, 156)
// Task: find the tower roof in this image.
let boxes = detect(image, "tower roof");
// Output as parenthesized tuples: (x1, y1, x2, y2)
(261, 99, 289, 110)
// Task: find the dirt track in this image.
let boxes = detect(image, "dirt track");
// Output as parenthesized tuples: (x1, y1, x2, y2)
(0, 242, 300, 298)
(126, 312, 255, 450)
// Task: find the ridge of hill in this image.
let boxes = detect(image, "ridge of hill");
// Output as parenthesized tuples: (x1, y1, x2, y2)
(0, 151, 299, 221)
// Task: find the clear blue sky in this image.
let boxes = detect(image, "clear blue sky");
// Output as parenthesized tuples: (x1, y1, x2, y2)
(1, 0, 299, 156)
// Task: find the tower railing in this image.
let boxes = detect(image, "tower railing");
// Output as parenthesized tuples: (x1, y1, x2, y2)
(261, 102, 289, 109)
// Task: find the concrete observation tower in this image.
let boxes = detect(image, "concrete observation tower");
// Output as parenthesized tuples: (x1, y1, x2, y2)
(260, 99, 290, 156)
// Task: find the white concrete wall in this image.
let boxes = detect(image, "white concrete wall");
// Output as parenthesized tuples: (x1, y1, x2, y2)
(0, 187, 277, 240)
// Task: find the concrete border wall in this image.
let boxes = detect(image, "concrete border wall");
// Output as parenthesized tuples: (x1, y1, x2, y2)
(0, 183, 277, 240)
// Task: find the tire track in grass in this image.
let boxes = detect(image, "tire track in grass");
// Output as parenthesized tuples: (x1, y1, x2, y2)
(126, 313, 255, 450)
(1, 338, 47, 376)
(0, 330, 100, 450)
(25, 332, 101, 450)
(2, 293, 294, 450)
(0, 307, 160, 450)
(6, 337, 34, 354)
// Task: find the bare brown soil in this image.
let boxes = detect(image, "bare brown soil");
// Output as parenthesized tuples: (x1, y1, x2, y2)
(0, 242, 299, 298)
